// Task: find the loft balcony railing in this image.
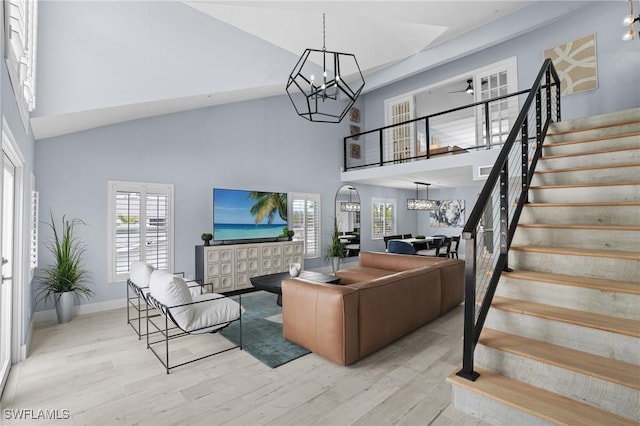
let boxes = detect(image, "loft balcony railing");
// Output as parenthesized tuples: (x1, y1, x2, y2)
(343, 85, 539, 172)
(456, 59, 560, 381)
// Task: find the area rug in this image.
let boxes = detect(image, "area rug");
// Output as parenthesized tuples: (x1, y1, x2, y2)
(219, 291, 310, 368)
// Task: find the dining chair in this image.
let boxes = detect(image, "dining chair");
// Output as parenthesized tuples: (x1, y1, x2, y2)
(416, 238, 443, 256)
(387, 240, 416, 255)
(450, 236, 461, 259)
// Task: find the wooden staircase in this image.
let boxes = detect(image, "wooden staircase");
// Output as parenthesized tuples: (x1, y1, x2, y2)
(448, 108, 640, 425)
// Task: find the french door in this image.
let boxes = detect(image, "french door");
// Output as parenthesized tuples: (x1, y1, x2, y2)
(0, 151, 16, 394)
(474, 59, 518, 148)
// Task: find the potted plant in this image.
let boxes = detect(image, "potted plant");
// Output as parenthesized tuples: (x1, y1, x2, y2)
(326, 219, 347, 274)
(201, 232, 213, 246)
(34, 213, 93, 324)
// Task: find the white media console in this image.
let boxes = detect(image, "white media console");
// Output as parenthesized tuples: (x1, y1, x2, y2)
(195, 240, 304, 292)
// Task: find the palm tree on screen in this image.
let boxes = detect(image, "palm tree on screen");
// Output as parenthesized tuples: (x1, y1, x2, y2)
(248, 192, 287, 224)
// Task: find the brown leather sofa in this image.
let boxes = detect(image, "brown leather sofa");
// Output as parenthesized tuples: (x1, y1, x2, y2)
(281, 251, 465, 366)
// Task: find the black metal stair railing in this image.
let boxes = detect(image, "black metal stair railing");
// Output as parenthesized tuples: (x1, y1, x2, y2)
(456, 59, 561, 381)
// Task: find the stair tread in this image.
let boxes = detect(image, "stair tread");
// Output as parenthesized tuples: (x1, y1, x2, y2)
(540, 145, 638, 160)
(529, 180, 640, 189)
(518, 223, 640, 231)
(524, 201, 640, 207)
(479, 328, 640, 390)
(491, 296, 640, 337)
(534, 161, 640, 174)
(545, 130, 640, 147)
(547, 119, 640, 136)
(504, 269, 640, 295)
(447, 367, 636, 426)
(510, 244, 640, 260)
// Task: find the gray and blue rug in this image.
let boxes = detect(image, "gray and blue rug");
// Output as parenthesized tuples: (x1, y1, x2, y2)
(220, 291, 310, 368)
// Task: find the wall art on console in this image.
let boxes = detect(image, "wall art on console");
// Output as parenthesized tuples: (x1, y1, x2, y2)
(429, 200, 465, 227)
(544, 33, 597, 95)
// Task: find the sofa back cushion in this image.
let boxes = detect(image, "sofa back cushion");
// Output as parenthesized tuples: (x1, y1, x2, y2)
(336, 266, 394, 285)
(129, 260, 153, 288)
(359, 251, 445, 272)
(348, 266, 442, 358)
(149, 270, 193, 329)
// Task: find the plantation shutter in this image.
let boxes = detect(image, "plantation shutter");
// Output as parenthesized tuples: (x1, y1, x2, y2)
(5, 0, 38, 128)
(109, 181, 174, 282)
(372, 198, 397, 239)
(290, 193, 320, 258)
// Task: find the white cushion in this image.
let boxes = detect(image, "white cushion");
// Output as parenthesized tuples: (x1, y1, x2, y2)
(129, 261, 153, 288)
(183, 293, 244, 334)
(149, 270, 193, 329)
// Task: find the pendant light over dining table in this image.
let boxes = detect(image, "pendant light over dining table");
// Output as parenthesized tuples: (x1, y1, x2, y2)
(286, 13, 365, 123)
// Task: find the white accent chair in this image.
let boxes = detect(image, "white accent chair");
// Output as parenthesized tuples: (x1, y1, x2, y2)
(126, 261, 207, 339)
(146, 270, 244, 373)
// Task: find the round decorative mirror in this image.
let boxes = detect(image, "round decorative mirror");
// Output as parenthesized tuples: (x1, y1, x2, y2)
(334, 185, 361, 257)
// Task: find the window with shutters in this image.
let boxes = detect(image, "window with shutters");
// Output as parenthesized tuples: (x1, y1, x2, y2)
(4, 0, 38, 131)
(371, 198, 396, 240)
(289, 192, 320, 259)
(108, 181, 174, 282)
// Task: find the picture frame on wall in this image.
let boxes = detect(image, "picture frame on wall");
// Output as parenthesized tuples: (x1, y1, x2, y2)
(349, 107, 360, 123)
(543, 33, 597, 95)
(350, 143, 361, 159)
(350, 125, 361, 140)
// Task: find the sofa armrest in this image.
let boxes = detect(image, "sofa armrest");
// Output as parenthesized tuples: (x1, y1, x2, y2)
(282, 278, 360, 366)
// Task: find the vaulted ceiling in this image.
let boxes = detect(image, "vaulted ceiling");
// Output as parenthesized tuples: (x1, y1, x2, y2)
(31, 1, 589, 140)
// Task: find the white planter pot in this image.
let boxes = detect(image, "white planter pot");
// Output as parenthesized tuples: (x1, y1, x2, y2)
(331, 257, 341, 274)
(55, 292, 74, 324)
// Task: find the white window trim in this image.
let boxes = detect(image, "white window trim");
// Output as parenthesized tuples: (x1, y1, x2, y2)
(107, 180, 174, 283)
(371, 197, 397, 240)
(289, 192, 321, 259)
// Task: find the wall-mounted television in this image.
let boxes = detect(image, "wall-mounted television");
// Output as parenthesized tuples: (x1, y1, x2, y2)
(213, 188, 288, 242)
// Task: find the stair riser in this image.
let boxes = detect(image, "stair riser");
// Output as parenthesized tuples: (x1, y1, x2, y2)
(451, 385, 552, 426)
(543, 134, 640, 157)
(484, 309, 640, 365)
(528, 184, 640, 203)
(475, 346, 640, 420)
(536, 149, 640, 170)
(545, 125, 640, 145)
(509, 250, 640, 282)
(512, 227, 640, 251)
(531, 165, 640, 186)
(496, 277, 639, 320)
(520, 205, 640, 226)
(548, 108, 640, 134)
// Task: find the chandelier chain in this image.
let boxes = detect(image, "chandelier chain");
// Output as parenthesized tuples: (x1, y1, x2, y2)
(322, 13, 326, 51)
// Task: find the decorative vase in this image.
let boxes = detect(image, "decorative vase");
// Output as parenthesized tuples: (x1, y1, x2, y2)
(55, 292, 74, 324)
(331, 257, 341, 274)
(289, 263, 301, 277)
(204, 239, 211, 246)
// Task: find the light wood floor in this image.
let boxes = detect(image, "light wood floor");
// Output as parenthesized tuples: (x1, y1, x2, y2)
(0, 301, 488, 426)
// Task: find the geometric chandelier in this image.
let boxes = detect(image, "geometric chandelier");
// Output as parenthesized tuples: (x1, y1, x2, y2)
(407, 182, 438, 210)
(286, 13, 365, 123)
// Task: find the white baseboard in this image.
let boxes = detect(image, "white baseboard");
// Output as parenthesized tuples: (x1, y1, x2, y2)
(21, 318, 34, 360)
(33, 298, 126, 323)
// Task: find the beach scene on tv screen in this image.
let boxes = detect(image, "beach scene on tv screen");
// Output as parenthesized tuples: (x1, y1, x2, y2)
(213, 189, 288, 240)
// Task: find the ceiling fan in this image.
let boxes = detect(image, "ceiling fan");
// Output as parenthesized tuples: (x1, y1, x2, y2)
(447, 79, 474, 95)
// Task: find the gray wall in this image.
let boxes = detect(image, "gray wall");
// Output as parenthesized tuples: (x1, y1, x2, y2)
(34, 95, 360, 310)
(362, 1, 640, 131)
